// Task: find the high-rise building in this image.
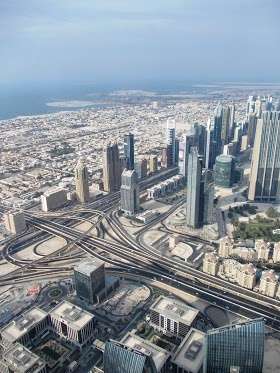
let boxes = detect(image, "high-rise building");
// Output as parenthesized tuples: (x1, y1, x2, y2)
(75, 159, 90, 203)
(186, 147, 202, 228)
(259, 270, 279, 298)
(103, 340, 157, 373)
(149, 155, 158, 174)
(219, 236, 234, 257)
(204, 319, 265, 373)
(124, 133, 134, 170)
(247, 113, 258, 147)
(214, 155, 235, 188)
(103, 142, 121, 192)
(120, 169, 139, 216)
(205, 118, 216, 170)
(249, 111, 280, 202)
(178, 133, 195, 178)
(212, 104, 223, 160)
(41, 187, 68, 211)
(135, 158, 147, 179)
(273, 242, 280, 263)
(201, 169, 215, 225)
(74, 259, 105, 304)
(221, 106, 231, 146)
(166, 119, 176, 165)
(194, 123, 207, 165)
(203, 253, 219, 276)
(161, 144, 173, 168)
(3, 211, 26, 235)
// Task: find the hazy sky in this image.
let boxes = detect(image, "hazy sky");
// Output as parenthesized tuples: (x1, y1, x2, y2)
(1, 0, 279, 88)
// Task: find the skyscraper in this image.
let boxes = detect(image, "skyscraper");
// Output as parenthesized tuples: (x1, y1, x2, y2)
(212, 104, 223, 160)
(204, 319, 265, 373)
(120, 169, 139, 216)
(75, 159, 90, 203)
(249, 111, 280, 201)
(124, 133, 134, 170)
(186, 147, 202, 228)
(202, 170, 215, 225)
(103, 340, 157, 373)
(149, 155, 158, 174)
(166, 119, 176, 165)
(178, 132, 195, 179)
(205, 118, 216, 170)
(103, 142, 121, 192)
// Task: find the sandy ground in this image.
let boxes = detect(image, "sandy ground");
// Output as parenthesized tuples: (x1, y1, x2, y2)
(263, 336, 280, 372)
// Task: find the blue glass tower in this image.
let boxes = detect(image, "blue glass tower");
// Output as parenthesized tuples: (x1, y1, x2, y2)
(204, 319, 264, 373)
(104, 340, 157, 373)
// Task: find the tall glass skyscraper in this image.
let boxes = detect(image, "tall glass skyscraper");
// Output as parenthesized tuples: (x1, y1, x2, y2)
(204, 319, 264, 373)
(249, 111, 280, 201)
(124, 133, 134, 170)
(104, 340, 157, 373)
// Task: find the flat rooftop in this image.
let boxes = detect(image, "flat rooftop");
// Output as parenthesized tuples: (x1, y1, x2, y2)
(43, 186, 66, 196)
(121, 332, 170, 372)
(74, 259, 105, 276)
(150, 296, 199, 326)
(172, 328, 205, 373)
(50, 301, 94, 330)
(4, 343, 45, 373)
(0, 307, 48, 343)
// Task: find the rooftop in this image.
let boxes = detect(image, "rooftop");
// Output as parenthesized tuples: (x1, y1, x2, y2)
(150, 296, 199, 326)
(0, 307, 48, 343)
(74, 259, 105, 276)
(121, 332, 170, 371)
(49, 301, 94, 330)
(4, 343, 45, 373)
(172, 328, 205, 373)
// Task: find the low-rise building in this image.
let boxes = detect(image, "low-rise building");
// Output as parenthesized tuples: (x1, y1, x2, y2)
(259, 270, 279, 298)
(171, 328, 205, 373)
(0, 307, 48, 348)
(202, 253, 219, 276)
(149, 296, 199, 338)
(121, 331, 171, 373)
(49, 301, 95, 348)
(218, 237, 234, 258)
(41, 186, 68, 211)
(1, 343, 47, 373)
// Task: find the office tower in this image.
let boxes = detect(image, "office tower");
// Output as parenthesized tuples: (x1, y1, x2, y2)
(174, 138, 179, 165)
(149, 155, 158, 173)
(229, 104, 236, 140)
(135, 158, 147, 179)
(103, 340, 157, 373)
(120, 169, 139, 216)
(161, 144, 173, 168)
(124, 133, 134, 170)
(247, 113, 257, 147)
(186, 147, 202, 228)
(49, 301, 95, 348)
(3, 211, 26, 234)
(204, 319, 264, 373)
(249, 111, 280, 201)
(75, 159, 90, 203)
(202, 169, 215, 225)
(178, 133, 195, 178)
(205, 118, 216, 170)
(41, 187, 68, 211)
(103, 142, 121, 192)
(194, 123, 207, 164)
(214, 155, 235, 188)
(212, 104, 223, 159)
(166, 119, 176, 165)
(74, 259, 105, 304)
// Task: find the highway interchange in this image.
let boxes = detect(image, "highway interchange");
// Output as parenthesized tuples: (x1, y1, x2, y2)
(1, 167, 280, 332)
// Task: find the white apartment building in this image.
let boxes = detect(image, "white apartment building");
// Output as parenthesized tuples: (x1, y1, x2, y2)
(218, 236, 234, 258)
(238, 263, 257, 290)
(259, 270, 279, 298)
(273, 242, 280, 263)
(203, 253, 219, 276)
(256, 239, 270, 261)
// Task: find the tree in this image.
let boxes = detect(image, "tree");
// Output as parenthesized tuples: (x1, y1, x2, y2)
(266, 207, 280, 219)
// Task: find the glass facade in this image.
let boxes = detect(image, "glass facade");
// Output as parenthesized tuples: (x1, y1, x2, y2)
(204, 319, 264, 373)
(104, 340, 157, 373)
